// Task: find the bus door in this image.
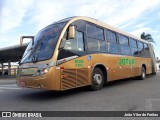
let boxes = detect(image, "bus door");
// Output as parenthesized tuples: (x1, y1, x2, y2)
(58, 30, 90, 90)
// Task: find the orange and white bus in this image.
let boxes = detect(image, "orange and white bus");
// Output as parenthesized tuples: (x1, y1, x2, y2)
(17, 16, 157, 91)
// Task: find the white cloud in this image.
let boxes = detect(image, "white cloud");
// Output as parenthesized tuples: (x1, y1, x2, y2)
(119, 22, 134, 29)
(0, 1, 3, 23)
(0, 33, 20, 48)
(0, 0, 160, 49)
(108, 0, 160, 26)
(153, 44, 160, 58)
(0, 0, 33, 33)
(1, 0, 160, 33)
(29, 0, 160, 31)
(31, 0, 66, 30)
(133, 21, 150, 29)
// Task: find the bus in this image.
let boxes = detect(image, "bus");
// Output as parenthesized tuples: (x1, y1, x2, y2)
(17, 16, 157, 91)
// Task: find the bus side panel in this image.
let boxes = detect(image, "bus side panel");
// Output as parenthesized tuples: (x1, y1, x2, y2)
(58, 56, 91, 90)
(47, 67, 61, 90)
(90, 54, 130, 81)
(134, 57, 152, 76)
(51, 54, 153, 91)
(90, 54, 152, 82)
(144, 58, 152, 74)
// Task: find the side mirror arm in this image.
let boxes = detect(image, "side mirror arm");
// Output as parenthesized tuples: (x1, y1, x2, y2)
(20, 36, 34, 47)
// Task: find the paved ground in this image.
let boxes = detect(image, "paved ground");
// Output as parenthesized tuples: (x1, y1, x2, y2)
(0, 78, 16, 84)
(0, 72, 160, 120)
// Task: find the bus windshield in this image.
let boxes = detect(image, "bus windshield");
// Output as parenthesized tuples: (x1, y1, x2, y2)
(20, 22, 66, 64)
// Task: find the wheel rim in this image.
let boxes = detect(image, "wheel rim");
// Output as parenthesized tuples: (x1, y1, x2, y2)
(93, 73, 102, 85)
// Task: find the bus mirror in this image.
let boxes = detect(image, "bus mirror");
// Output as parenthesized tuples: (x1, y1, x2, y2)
(20, 37, 23, 47)
(20, 36, 34, 47)
(68, 26, 75, 39)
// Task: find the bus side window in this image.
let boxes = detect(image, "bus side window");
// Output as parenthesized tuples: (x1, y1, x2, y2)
(87, 23, 106, 52)
(119, 34, 129, 46)
(64, 31, 84, 51)
(88, 38, 106, 52)
(106, 30, 117, 43)
(87, 24, 97, 38)
(137, 41, 144, 57)
(130, 38, 139, 56)
(97, 27, 104, 40)
(144, 43, 151, 57)
(106, 30, 119, 54)
(107, 42, 119, 54)
(118, 34, 131, 55)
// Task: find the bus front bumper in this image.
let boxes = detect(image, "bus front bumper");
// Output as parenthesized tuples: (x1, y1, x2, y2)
(17, 75, 48, 89)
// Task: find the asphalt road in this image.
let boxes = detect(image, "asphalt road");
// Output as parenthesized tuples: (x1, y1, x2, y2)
(0, 72, 160, 120)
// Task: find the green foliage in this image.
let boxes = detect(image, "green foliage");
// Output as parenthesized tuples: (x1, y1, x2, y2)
(141, 32, 155, 43)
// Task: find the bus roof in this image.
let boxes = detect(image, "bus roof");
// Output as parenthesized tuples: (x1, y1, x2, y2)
(67, 16, 150, 44)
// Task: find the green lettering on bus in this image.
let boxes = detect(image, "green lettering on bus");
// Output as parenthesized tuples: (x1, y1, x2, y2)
(75, 60, 84, 67)
(118, 58, 135, 65)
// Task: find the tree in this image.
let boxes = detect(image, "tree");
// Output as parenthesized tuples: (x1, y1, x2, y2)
(140, 32, 155, 43)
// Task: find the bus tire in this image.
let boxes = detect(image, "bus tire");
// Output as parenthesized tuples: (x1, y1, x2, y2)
(91, 68, 104, 91)
(152, 72, 156, 75)
(140, 67, 146, 80)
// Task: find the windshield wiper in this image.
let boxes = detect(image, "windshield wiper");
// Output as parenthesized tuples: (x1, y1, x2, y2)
(28, 36, 45, 59)
(21, 36, 45, 64)
(32, 53, 38, 63)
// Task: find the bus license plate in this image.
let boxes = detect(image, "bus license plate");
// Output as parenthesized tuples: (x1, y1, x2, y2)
(19, 81, 25, 87)
(21, 68, 37, 75)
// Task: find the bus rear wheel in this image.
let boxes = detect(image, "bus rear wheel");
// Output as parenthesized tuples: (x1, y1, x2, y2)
(140, 67, 146, 80)
(91, 68, 104, 91)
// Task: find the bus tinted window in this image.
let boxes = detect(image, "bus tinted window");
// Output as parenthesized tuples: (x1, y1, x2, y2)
(87, 24, 96, 38)
(64, 31, 84, 51)
(108, 42, 119, 54)
(87, 24, 104, 40)
(131, 48, 139, 56)
(88, 38, 106, 52)
(106, 30, 117, 43)
(137, 41, 144, 57)
(120, 45, 131, 55)
(144, 43, 151, 57)
(130, 38, 137, 48)
(119, 35, 129, 46)
(97, 27, 104, 40)
(144, 43, 148, 49)
(137, 41, 144, 50)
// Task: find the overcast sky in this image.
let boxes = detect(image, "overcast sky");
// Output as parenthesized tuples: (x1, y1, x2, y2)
(0, 0, 160, 58)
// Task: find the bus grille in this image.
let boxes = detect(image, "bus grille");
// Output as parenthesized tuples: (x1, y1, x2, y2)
(77, 68, 88, 87)
(62, 69, 76, 90)
(61, 68, 88, 90)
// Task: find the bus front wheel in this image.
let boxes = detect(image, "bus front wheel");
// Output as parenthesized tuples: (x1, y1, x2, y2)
(91, 68, 104, 91)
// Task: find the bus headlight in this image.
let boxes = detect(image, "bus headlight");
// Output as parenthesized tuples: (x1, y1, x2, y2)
(40, 68, 50, 75)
